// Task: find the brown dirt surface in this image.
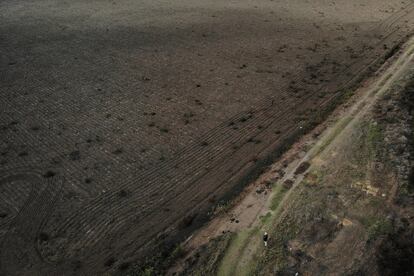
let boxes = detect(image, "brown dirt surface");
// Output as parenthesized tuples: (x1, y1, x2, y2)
(1, 0, 414, 274)
(168, 37, 414, 276)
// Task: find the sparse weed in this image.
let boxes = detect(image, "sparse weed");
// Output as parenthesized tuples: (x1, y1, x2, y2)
(366, 122, 383, 159)
(367, 218, 393, 242)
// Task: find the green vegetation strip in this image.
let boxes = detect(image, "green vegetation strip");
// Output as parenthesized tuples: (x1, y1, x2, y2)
(216, 180, 290, 275)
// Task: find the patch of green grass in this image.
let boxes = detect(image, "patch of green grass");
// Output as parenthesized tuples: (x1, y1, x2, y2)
(367, 218, 393, 241)
(217, 228, 258, 276)
(359, 215, 392, 242)
(366, 122, 383, 159)
(360, 215, 379, 229)
(169, 244, 185, 260)
(368, 197, 385, 209)
(270, 185, 289, 211)
(314, 116, 353, 156)
(260, 211, 272, 224)
(255, 215, 301, 274)
(140, 267, 154, 276)
(342, 89, 355, 101)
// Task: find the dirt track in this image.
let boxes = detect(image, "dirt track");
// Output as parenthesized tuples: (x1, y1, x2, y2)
(173, 35, 414, 276)
(1, 0, 414, 274)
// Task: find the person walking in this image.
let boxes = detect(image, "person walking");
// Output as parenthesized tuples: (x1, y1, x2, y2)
(263, 231, 269, 247)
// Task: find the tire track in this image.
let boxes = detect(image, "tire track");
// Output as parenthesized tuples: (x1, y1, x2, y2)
(0, 169, 63, 275)
(1, 2, 413, 271)
(56, 13, 412, 227)
(48, 14, 414, 267)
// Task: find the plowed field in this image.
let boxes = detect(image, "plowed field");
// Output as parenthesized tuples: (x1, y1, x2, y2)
(1, 0, 413, 274)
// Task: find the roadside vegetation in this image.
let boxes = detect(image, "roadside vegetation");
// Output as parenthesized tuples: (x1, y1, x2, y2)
(169, 43, 414, 275)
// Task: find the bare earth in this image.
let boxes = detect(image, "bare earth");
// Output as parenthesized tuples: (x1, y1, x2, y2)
(1, 0, 414, 274)
(171, 35, 414, 276)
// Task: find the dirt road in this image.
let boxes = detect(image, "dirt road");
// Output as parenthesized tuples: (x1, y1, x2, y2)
(172, 35, 414, 275)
